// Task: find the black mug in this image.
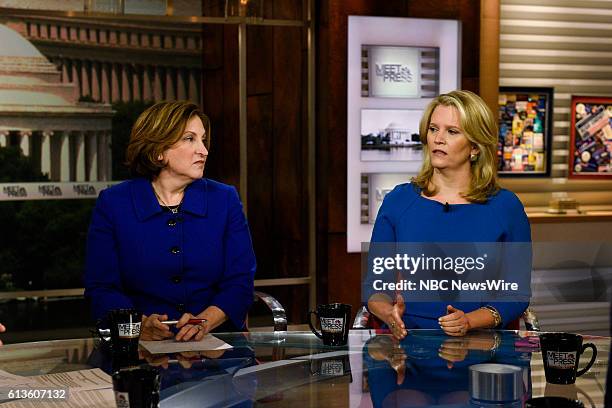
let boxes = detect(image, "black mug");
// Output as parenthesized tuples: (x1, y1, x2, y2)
(545, 383, 595, 408)
(97, 308, 142, 365)
(308, 303, 351, 346)
(112, 366, 160, 408)
(310, 355, 352, 381)
(539, 333, 597, 385)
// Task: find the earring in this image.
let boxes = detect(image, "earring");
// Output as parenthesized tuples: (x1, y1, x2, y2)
(470, 153, 478, 162)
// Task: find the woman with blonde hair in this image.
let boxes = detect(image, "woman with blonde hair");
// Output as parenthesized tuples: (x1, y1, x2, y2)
(85, 101, 256, 342)
(367, 90, 531, 339)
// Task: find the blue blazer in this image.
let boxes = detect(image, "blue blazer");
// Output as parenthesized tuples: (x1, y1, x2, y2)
(84, 177, 256, 329)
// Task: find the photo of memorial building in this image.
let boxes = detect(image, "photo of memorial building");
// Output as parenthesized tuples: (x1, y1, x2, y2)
(0, 23, 112, 182)
(0, 0, 204, 183)
(2, 1, 203, 105)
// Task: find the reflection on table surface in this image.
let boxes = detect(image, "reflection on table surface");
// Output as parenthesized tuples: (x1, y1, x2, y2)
(0, 330, 608, 407)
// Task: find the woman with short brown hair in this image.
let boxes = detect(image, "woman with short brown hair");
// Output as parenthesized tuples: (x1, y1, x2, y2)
(85, 100, 256, 342)
(125, 101, 211, 178)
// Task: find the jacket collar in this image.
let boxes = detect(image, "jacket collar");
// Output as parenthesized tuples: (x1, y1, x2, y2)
(131, 177, 208, 221)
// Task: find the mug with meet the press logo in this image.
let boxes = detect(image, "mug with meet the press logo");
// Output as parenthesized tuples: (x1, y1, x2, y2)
(310, 354, 352, 384)
(539, 333, 597, 385)
(308, 303, 351, 346)
(97, 308, 142, 367)
(112, 366, 160, 408)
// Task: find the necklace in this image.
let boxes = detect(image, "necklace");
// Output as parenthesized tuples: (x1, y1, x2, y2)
(152, 184, 184, 214)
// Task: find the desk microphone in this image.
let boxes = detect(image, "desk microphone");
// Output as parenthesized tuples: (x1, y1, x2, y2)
(444, 202, 450, 213)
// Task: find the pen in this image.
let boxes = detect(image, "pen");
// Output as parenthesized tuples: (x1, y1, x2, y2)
(161, 318, 208, 325)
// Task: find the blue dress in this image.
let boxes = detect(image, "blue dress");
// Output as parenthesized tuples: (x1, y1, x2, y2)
(84, 177, 256, 330)
(370, 183, 531, 328)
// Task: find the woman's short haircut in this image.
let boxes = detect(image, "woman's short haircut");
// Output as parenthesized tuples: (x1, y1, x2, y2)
(125, 100, 211, 178)
(412, 90, 500, 203)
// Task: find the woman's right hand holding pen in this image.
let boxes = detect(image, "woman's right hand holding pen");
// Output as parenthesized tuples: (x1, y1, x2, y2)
(174, 313, 207, 342)
(140, 314, 173, 341)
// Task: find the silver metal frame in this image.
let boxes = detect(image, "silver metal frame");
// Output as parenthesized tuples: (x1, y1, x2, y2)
(253, 290, 287, 332)
(522, 307, 541, 331)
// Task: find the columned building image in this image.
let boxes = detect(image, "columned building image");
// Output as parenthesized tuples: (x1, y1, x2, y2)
(0, 2, 204, 181)
(0, 24, 112, 182)
(1, 8, 203, 104)
(384, 122, 411, 145)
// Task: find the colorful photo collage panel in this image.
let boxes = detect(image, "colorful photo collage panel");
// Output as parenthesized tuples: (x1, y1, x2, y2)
(498, 88, 552, 176)
(570, 97, 612, 178)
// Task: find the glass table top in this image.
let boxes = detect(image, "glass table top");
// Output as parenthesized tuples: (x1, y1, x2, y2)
(0, 330, 608, 407)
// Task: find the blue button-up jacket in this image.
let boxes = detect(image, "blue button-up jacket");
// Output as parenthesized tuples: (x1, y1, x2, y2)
(84, 177, 256, 329)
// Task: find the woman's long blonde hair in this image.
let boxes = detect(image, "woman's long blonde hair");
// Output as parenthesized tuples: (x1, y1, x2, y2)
(412, 90, 500, 203)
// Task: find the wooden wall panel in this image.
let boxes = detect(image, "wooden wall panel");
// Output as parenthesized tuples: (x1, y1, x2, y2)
(246, 26, 273, 96)
(315, 1, 330, 304)
(220, 25, 241, 186)
(327, 234, 361, 308)
(201, 68, 227, 178)
(273, 26, 304, 240)
(247, 94, 274, 279)
(202, 25, 240, 188)
(272, 25, 307, 278)
(244, 26, 274, 279)
(274, 0, 302, 20)
(202, 2, 308, 295)
(201, 23, 224, 70)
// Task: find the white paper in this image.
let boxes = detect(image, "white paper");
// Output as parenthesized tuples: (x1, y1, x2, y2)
(0, 371, 36, 402)
(140, 334, 233, 354)
(0, 369, 32, 386)
(31, 369, 112, 392)
(0, 368, 111, 391)
(0, 369, 114, 408)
